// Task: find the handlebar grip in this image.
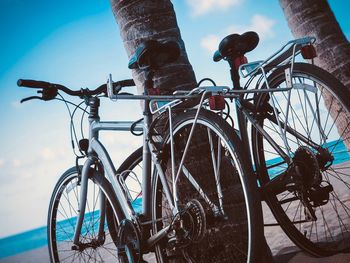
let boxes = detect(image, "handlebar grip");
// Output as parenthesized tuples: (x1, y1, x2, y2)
(117, 79, 135, 87)
(17, 79, 52, 89)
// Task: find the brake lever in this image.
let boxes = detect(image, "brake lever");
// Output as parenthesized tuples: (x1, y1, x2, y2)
(39, 88, 58, 101)
(21, 87, 58, 103)
(20, 96, 43, 103)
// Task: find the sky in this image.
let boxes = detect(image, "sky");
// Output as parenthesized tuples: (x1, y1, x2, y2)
(0, 0, 349, 238)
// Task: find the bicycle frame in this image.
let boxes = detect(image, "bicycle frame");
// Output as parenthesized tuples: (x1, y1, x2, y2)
(72, 89, 220, 248)
(72, 104, 144, 244)
(232, 36, 320, 193)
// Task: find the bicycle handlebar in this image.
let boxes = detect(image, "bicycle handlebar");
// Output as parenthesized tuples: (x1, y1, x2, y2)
(17, 79, 52, 89)
(17, 78, 136, 98)
(116, 79, 135, 88)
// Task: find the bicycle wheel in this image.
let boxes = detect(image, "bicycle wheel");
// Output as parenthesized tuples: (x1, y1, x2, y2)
(252, 63, 350, 256)
(48, 165, 122, 262)
(106, 147, 143, 244)
(151, 109, 263, 263)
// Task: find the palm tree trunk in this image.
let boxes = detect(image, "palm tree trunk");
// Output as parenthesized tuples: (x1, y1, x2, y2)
(110, 1, 272, 262)
(280, 0, 350, 148)
(110, 0, 196, 94)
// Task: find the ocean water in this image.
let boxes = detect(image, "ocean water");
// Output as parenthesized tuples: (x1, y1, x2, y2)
(0, 200, 143, 259)
(265, 139, 350, 178)
(0, 226, 47, 259)
(1, 140, 349, 259)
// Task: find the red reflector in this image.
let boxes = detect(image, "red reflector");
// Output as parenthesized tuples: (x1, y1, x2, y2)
(209, 95, 225, 110)
(234, 55, 248, 70)
(301, 44, 317, 59)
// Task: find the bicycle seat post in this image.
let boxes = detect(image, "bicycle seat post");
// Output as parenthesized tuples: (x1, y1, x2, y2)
(141, 67, 153, 220)
(227, 59, 241, 90)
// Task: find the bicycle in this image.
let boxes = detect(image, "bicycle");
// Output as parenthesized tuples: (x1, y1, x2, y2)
(18, 40, 264, 262)
(215, 31, 350, 256)
(117, 32, 350, 257)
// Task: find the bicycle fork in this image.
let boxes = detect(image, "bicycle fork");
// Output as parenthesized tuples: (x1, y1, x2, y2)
(72, 157, 106, 248)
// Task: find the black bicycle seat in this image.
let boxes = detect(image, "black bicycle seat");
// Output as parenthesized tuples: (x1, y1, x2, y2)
(213, 31, 259, 62)
(128, 40, 181, 70)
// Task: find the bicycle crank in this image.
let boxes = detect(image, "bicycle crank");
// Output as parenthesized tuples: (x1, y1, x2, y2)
(168, 199, 207, 250)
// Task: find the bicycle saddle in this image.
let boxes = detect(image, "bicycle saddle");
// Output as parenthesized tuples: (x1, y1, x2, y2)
(213, 31, 259, 62)
(128, 40, 181, 70)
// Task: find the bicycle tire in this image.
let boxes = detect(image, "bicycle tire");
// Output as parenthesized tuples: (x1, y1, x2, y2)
(106, 147, 143, 246)
(151, 109, 264, 263)
(48, 165, 122, 262)
(252, 63, 350, 256)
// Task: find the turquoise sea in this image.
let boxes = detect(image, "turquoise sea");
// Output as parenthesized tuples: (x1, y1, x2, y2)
(0, 140, 349, 259)
(0, 198, 143, 259)
(265, 139, 350, 178)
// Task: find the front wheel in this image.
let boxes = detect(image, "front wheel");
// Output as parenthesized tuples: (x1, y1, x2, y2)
(47, 165, 121, 262)
(152, 109, 264, 263)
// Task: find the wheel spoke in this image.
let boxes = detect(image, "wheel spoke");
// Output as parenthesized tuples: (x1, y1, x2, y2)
(49, 171, 120, 262)
(254, 64, 350, 255)
(153, 112, 255, 262)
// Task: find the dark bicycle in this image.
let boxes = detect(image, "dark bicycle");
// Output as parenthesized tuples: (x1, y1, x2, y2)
(119, 32, 350, 258)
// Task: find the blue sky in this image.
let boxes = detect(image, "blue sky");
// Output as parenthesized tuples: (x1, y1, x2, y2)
(0, 0, 349, 238)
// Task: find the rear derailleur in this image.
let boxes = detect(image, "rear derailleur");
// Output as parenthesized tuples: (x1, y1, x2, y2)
(285, 146, 334, 221)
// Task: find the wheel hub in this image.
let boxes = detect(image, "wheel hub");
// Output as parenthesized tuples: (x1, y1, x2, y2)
(293, 146, 322, 188)
(71, 238, 104, 251)
(288, 146, 334, 208)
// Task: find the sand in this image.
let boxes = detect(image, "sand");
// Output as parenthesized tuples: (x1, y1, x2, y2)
(0, 246, 156, 263)
(1, 246, 50, 263)
(265, 160, 350, 262)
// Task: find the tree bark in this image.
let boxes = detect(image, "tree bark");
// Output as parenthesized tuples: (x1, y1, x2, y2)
(110, 0, 197, 95)
(110, 1, 272, 262)
(279, 0, 350, 148)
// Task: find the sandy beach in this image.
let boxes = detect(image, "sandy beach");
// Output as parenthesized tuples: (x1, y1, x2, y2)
(264, 160, 350, 263)
(2, 244, 350, 263)
(1, 161, 349, 263)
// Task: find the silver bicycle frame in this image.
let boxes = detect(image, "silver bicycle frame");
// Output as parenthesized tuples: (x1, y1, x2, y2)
(73, 119, 143, 244)
(72, 89, 225, 246)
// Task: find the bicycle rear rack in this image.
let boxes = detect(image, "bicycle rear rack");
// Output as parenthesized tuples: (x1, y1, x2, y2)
(239, 36, 316, 78)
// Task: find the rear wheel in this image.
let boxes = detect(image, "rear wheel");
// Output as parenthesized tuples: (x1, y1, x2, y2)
(106, 147, 144, 247)
(252, 63, 350, 256)
(48, 165, 121, 262)
(152, 109, 263, 263)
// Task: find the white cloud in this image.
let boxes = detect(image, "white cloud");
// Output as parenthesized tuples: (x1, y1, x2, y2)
(201, 14, 276, 53)
(226, 14, 276, 39)
(186, 0, 242, 16)
(200, 34, 220, 53)
(0, 159, 4, 168)
(12, 159, 22, 167)
(40, 147, 56, 160)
